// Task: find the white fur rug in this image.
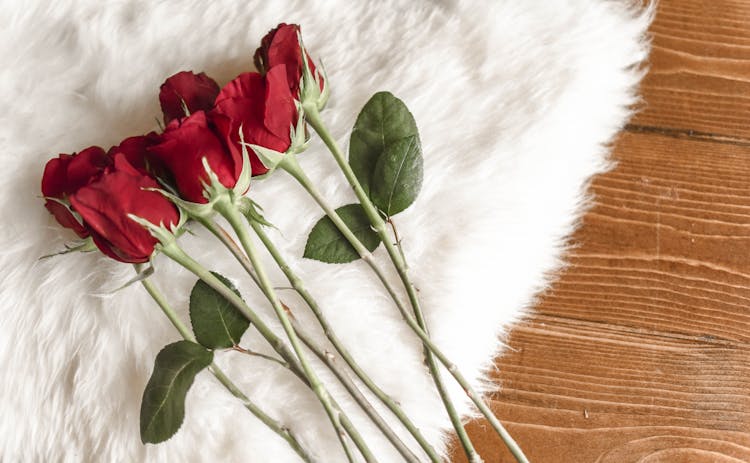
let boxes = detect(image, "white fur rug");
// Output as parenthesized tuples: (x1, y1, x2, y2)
(0, 1, 652, 461)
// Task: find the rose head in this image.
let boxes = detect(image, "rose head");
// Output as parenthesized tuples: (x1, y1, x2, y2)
(148, 111, 237, 203)
(41, 146, 111, 237)
(107, 132, 162, 174)
(68, 153, 180, 263)
(159, 71, 220, 125)
(254, 23, 322, 96)
(211, 66, 297, 176)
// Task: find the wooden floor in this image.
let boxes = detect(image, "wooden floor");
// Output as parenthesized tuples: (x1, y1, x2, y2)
(450, 1, 750, 461)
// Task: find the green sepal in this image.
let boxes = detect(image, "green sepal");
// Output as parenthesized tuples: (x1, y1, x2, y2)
(231, 126, 253, 196)
(298, 32, 328, 111)
(236, 196, 275, 229)
(128, 211, 186, 249)
(109, 264, 154, 293)
(40, 237, 97, 260)
(248, 144, 285, 176)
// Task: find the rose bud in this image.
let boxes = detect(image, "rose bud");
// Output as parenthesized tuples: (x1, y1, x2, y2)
(148, 111, 238, 203)
(68, 153, 180, 263)
(159, 71, 220, 125)
(41, 146, 111, 237)
(107, 132, 162, 174)
(211, 66, 297, 176)
(253, 23, 322, 96)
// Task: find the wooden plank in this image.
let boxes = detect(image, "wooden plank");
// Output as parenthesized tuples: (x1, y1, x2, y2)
(456, 328, 750, 463)
(448, 1, 750, 460)
(536, 133, 750, 343)
(632, 0, 750, 139)
(448, 133, 750, 462)
(465, 318, 750, 463)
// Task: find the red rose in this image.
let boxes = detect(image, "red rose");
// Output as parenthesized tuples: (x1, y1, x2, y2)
(148, 111, 237, 203)
(159, 71, 220, 125)
(211, 66, 297, 176)
(69, 153, 180, 263)
(254, 23, 321, 96)
(41, 146, 111, 237)
(107, 132, 162, 174)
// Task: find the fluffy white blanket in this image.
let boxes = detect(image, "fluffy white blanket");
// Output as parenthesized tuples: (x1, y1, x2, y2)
(0, 1, 651, 461)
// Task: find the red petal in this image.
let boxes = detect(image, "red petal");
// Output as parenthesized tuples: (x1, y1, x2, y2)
(215, 72, 264, 105)
(70, 155, 179, 262)
(159, 71, 220, 124)
(148, 112, 235, 203)
(65, 146, 110, 191)
(41, 155, 72, 198)
(108, 132, 161, 174)
(44, 200, 88, 238)
(263, 64, 296, 141)
(266, 24, 304, 87)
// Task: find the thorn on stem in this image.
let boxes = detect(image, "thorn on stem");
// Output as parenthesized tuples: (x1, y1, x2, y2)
(281, 301, 296, 321)
(231, 345, 249, 354)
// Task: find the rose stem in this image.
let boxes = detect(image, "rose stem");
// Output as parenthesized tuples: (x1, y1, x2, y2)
(202, 215, 440, 462)
(279, 153, 480, 463)
(215, 201, 422, 463)
(386, 218, 408, 271)
(247, 216, 442, 463)
(231, 345, 290, 369)
(158, 242, 370, 463)
(200, 217, 431, 462)
(302, 106, 528, 463)
(194, 216, 408, 462)
(134, 264, 317, 463)
(206, 210, 439, 462)
(196, 217, 441, 463)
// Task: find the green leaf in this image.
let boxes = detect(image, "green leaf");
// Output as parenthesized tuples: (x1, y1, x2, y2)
(140, 341, 213, 444)
(304, 204, 381, 264)
(370, 135, 423, 216)
(189, 272, 249, 349)
(349, 92, 419, 197)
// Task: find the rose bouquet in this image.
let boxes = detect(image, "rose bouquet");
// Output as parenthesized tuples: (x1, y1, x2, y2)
(41, 23, 529, 463)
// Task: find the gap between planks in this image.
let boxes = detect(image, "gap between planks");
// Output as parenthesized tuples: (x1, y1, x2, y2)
(625, 124, 750, 147)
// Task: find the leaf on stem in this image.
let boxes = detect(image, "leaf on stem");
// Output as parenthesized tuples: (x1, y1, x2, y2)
(370, 135, 423, 216)
(304, 203, 381, 264)
(189, 272, 249, 349)
(349, 91, 420, 202)
(140, 341, 213, 444)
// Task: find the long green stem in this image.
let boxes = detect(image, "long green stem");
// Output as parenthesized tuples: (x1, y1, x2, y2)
(294, 324, 424, 463)
(157, 241, 372, 463)
(198, 218, 262, 288)
(214, 201, 362, 463)
(250, 217, 441, 463)
(135, 266, 316, 463)
(204, 215, 435, 462)
(207, 364, 315, 461)
(232, 345, 290, 369)
(304, 106, 530, 463)
(280, 151, 480, 463)
(216, 201, 419, 463)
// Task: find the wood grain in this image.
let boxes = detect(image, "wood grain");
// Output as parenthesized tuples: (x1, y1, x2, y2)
(449, 1, 750, 461)
(632, 0, 750, 140)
